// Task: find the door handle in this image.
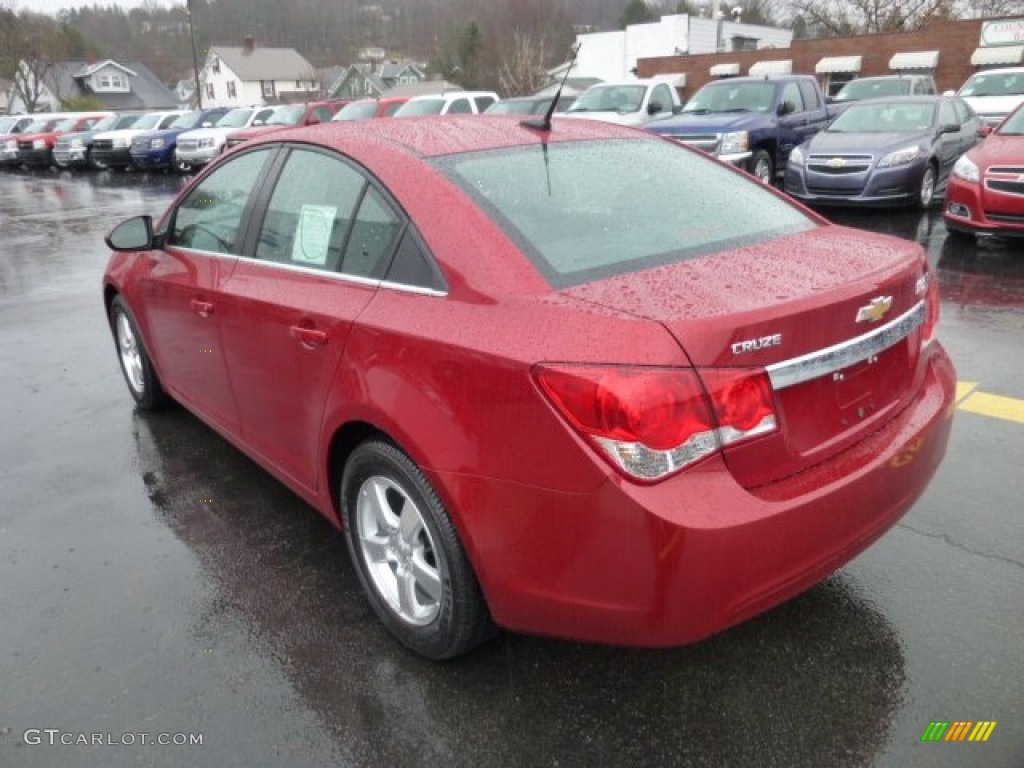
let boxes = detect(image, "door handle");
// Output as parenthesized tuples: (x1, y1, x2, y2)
(290, 325, 328, 347)
(190, 299, 214, 317)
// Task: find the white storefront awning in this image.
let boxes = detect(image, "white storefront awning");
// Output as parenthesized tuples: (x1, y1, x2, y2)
(815, 55, 863, 74)
(710, 62, 740, 77)
(971, 45, 1024, 66)
(656, 73, 687, 88)
(749, 59, 793, 76)
(889, 50, 940, 71)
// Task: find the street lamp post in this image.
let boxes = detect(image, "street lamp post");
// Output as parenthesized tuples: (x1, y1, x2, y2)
(187, 0, 203, 109)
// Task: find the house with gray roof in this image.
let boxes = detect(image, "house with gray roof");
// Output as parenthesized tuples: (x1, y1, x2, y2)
(328, 60, 426, 100)
(8, 58, 177, 113)
(200, 37, 319, 107)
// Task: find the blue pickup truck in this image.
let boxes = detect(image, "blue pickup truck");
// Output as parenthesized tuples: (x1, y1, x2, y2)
(646, 75, 833, 183)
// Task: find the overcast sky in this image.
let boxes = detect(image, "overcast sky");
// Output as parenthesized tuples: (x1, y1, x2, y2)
(14, 0, 175, 14)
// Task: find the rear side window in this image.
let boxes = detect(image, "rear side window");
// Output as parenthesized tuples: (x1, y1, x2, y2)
(434, 139, 815, 288)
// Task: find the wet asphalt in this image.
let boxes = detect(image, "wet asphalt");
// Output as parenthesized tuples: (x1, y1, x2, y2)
(0, 169, 1021, 768)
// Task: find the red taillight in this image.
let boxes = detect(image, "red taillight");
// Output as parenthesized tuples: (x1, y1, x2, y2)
(534, 365, 777, 481)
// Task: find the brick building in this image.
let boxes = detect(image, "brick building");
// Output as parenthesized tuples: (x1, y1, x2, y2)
(638, 18, 1022, 99)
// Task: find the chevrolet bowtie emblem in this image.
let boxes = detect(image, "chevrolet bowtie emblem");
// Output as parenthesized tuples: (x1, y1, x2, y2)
(856, 296, 893, 323)
(828, 157, 846, 168)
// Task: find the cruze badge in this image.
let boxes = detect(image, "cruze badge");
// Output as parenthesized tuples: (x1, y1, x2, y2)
(828, 157, 846, 168)
(856, 296, 893, 324)
(731, 333, 782, 355)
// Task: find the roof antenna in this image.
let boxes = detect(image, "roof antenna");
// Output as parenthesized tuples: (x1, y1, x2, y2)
(523, 42, 580, 132)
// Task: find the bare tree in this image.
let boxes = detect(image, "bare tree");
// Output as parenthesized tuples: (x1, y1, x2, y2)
(498, 30, 556, 95)
(955, 0, 1024, 17)
(787, 0, 959, 36)
(7, 12, 81, 112)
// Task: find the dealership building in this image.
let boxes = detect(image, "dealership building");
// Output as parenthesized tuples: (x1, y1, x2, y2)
(637, 16, 1024, 98)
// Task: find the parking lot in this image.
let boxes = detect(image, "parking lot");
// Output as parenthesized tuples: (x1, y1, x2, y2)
(0, 168, 1021, 767)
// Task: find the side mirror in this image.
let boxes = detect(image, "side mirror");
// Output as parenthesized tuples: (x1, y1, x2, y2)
(940, 122, 960, 134)
(105, 215, 154, 252)
(647, 101, 663, 115)
(977, 124, 993, 138)
(777, 101, 796, 116)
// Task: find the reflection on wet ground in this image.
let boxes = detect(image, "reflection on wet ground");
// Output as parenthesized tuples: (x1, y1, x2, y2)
(133, 407, 906, 767)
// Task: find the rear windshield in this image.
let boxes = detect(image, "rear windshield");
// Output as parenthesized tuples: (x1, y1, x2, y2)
(395, 99, 445, 116)
(335, 101, 379, 120)
(434, 139, 815, 288)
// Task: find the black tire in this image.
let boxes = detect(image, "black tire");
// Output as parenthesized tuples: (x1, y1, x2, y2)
(916, 162, 937, 209)
(341, 439, 495, 659)
(751, 149, 774, 184)
(109, 295, 168, 410)
(88, 150, 107, 171)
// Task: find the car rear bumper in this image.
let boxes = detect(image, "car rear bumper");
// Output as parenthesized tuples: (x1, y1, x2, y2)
(435, 342, 956, 647)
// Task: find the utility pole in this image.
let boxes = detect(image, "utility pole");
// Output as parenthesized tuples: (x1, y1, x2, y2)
(187, 0, 203, 109)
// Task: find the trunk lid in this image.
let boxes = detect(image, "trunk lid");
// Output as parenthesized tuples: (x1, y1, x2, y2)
(561, 226, 930, 488)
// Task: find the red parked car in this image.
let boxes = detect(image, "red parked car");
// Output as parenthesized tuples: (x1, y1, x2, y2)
(225, 101, 345, 148)
(16, 112, 110, 168)
(332, 97, 409, 120)
(102, 116, 955, 659)
(945, 102, 1024, 238)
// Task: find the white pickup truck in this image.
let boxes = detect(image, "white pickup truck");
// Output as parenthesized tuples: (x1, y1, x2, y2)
(562, 79, 682, 128)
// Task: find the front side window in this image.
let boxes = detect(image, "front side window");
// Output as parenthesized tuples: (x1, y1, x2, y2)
(447, 98, 472, 114)
(157, 113, 181, 129)
(255, 149, 367, 273)
(939, 100, 957, 128)
(169, 150, 271, 254)
(780, 82, 804, 113)
(434, 139, 815, 288)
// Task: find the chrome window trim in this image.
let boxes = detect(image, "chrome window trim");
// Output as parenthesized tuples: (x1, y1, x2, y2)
(167, 246, 448, 297)
(766, 300, 925, 390)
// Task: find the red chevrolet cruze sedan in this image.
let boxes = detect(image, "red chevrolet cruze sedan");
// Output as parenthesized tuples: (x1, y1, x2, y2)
(103, 116, 956, 659)
(945, 101, 1024, 238)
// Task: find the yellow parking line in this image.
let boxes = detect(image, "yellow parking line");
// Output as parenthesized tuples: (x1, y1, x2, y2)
(955, 381, 979, 405)
(958, 391, 1024, 425)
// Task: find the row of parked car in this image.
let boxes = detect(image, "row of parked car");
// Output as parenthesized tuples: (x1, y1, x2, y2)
(0, 90, 510, 176)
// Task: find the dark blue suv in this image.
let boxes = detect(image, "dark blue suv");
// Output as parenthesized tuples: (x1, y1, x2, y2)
(130, 107, 230, 172)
